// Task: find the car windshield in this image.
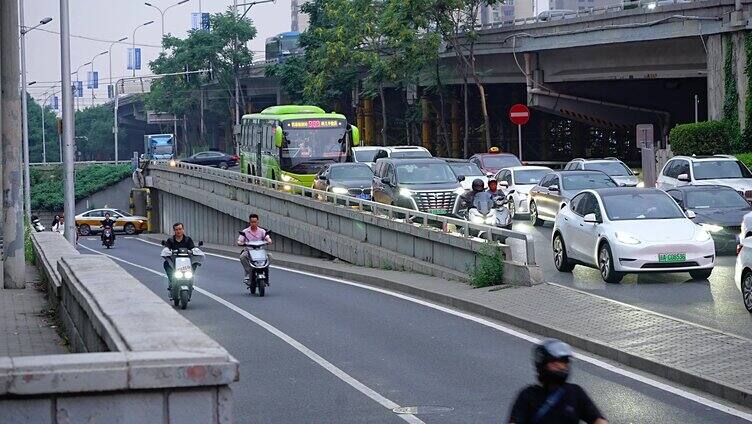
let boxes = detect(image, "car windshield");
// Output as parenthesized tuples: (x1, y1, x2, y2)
(514, 169, 550, 185)
(353, 149, 378, 162)
(481, 155, 522, 169)
(449, 163, 484, 177)
(602, 192, 685, 221)
(114, 209, 132, 217)
(396, 163, 457, 184)
(329, 165, 373, 180)
(692, 160, 752, 180)
(586, 162, 632, 176)
(561, 173, 617, 190)
(391, 150, 432, 159)
(685, 190, 749, 209)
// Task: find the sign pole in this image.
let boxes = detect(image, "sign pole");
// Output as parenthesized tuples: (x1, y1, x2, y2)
(517, 124, 523, 162)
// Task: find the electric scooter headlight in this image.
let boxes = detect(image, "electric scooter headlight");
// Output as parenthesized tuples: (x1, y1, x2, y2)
(183, 270, 193, 279)
(174, 271, 184, 279)
(469, 212, 485, 224)
(485, 215, 496, 224)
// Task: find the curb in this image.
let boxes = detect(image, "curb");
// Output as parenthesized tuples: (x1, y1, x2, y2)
(141, 233, 752, 408)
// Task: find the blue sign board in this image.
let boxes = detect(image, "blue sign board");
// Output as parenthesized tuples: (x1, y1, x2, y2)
(50, 96, 59, 110)
(191, 13, 210, 31)
(87, 71, 99, 89)
(127, 48, 142, 71)
(73, 81, 83, 98)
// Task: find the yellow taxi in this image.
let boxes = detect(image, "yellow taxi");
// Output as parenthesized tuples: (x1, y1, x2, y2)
(75, 208, 148, 236)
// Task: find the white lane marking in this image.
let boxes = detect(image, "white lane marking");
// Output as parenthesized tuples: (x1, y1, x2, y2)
(132, 237, 752, 421)
(77, 243, 424, 424)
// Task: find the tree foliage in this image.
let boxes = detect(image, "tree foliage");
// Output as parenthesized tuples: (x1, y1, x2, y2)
(26, 95, 60, 162)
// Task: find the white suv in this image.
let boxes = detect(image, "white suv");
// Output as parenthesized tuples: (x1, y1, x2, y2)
(563, 158, 639, 187)
(657, 155, 752, 200)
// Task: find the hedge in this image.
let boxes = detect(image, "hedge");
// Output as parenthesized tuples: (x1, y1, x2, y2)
(31, 164, 132, 211)
(668, 121, 732, 156)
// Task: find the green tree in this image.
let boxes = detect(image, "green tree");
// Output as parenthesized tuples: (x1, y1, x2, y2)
(26, 95, 60, 162)
(74, 105, 118, 160)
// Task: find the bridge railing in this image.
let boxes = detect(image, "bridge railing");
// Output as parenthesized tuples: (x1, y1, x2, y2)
(153, 161, 536, 266)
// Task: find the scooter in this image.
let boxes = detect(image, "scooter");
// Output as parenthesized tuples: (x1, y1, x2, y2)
(463, 192, 513, 237)
(30, 215, 45, 232)
(161, 241, 205, 309)
(101, 226, 115, 249)
(239, 230, 271, 297)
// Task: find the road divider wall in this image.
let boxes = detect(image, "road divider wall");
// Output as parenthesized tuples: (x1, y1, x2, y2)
(0, 231, 238, 424)
(146, 162, 542, 285)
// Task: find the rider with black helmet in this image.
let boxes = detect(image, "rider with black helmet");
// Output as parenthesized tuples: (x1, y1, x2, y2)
(509, 339, 608, 424)
(460, 178, 486, 210)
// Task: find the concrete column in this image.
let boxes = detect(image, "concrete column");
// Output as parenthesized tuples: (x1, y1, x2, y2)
(1, 0, 26, 288)
(707, 34, 725, 121)
(733, 31, 749, 130)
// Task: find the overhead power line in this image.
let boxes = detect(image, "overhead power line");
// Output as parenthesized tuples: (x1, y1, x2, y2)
(34, 27, 162, 48)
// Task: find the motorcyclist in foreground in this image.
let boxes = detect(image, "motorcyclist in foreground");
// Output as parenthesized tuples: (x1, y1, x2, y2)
(460, 178, 486, 210)
(238, 213, 272, 284)
(163, 222, 196, 290)
(487, 179, 503, 198)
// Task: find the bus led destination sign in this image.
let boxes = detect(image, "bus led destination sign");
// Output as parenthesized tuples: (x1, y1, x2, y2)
(287, 120, 343, 129)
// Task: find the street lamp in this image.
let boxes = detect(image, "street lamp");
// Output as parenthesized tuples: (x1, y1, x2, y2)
(41, 86, 59, 164)
(145, 0, 189, 45)
(108, 37, 128, 99)
(19, 2, 53, 220)
(73, 61, 92, 111)
(131, 21, 155, 77)
(89, 50, 108, 107)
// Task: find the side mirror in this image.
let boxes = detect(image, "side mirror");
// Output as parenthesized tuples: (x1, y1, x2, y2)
(457, 175, 466, 182)
(238, 230, 245, 236)
(499, 181, 509, 187)
(381, 177, 392, 186)
(350, 125, 361, 146)
(198, 241, 204, 247)
(584, 213, 599, 224)
(678, 173, 690, 182)
(160, 240, 166, 246)
(274, 125, 284, 148)
(319, 175, 328, 181)
(548, 184, 560, 192)
(633, 171, 641, 176)
(686, 210, 696, 219)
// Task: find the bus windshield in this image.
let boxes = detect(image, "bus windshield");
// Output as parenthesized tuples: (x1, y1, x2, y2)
(280, 127, 348, 174)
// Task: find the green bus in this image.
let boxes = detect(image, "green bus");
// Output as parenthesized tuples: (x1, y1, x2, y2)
(238, 105, 360, 188)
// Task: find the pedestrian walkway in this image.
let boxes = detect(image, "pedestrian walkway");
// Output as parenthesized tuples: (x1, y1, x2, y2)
(0, 266, 67, 357)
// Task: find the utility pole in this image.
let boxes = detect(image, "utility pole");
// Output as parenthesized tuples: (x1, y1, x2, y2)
(1, 0, 27, 288)
(60, 0, 76, 244)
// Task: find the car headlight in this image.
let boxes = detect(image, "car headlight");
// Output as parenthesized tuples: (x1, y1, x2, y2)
(615, 232, 641, 245)
(283, 184, 292, 191)
(399, 188, 413, 198)
(183, 270, 193, 279)
(330, 187, 349, 194)
(281, 174, 292, 182)
(700, 223, 723, 233)
(637, 181, 645, 188)
(174, 271, 184, 279)
(454, 187, 466, 195)
(169, 159, 177, 167)
(695, 228, 712, 242)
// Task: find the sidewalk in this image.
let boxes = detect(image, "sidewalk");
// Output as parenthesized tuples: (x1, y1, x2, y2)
(0, 266, 67, 357)
(144, 233, 752, 408)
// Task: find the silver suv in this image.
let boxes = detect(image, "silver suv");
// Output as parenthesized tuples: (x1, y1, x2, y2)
(657, 155, 752, 200)
(564, 158, 639, 187)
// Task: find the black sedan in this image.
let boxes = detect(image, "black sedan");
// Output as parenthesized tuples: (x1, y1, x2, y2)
(665, 185, 752, 253)
(313, 163, 374, 200)
(181, 151, 239, 169)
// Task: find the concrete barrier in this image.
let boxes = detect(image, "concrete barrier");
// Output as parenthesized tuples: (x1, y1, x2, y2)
(146, 163, 542, 286)
(0, 231, 238, 424)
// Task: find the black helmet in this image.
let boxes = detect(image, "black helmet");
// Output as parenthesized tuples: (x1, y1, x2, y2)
(471, 178, 485, 192)
(533, 339, 572, 384)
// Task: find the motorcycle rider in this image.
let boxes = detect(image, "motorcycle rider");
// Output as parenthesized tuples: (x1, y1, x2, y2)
(509, 339, 608, 424)
(163, 222, 196, 290)
(459, 178, 486, 210)
(238, 213, 272, 283)
(487, 179, 503, 198)
(100, 212, 116, 244)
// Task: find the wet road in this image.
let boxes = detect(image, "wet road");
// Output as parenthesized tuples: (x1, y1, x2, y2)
(78, 236, 751, 423)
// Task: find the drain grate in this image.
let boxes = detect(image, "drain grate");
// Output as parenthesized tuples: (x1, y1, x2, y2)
(393, 406, 454, 415)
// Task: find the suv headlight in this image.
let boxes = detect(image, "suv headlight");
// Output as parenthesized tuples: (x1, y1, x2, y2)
(700, 223, 723, 233)
(615, 232, 641, 245)
(399, 188, 413, 198)
(330, 187, 348, 194)
(695, 228, 712, 242)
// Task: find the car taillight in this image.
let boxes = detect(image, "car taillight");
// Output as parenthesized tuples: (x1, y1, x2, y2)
(231, 155, 239, 161)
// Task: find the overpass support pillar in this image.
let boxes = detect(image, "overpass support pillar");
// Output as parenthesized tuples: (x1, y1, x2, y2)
(707, 32, 750, 130)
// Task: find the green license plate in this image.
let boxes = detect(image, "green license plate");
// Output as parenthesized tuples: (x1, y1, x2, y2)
(658, 253, 686, 263)
(428, 209, 448, 215)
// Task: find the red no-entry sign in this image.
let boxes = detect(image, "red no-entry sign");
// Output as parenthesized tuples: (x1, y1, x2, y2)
(509, 104, 530, 126)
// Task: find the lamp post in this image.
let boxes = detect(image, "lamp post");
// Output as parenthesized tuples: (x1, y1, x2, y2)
(60, 0, 77, 244)
(145, 0, 189, 46)
(89, 50, 108, 107)
(131, 21, 154, 77)
(108, 37, 127, 99)
(41, 87, 58, 164)
(73, 61, 92, 111)
(19, 6, 53, 220)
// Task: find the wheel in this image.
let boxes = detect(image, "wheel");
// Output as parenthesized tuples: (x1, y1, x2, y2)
(250, 278, 257, 295)
(219, 162, 228, 170)
(553, 233, 575, 272)
(79, 224, 91, 236)
(742, 270, 752, 313)
(258, 283, 265, 297)
(690, 268, 713, 280)
(173, 294, 180, 308)
(598, 243, 623, 284)
(106, 244, 111, 249)
(508, 198, 517, 219)
(124, 223, 136, 235)
(529, 201, 543, 226)
(179, 290, 189, 309)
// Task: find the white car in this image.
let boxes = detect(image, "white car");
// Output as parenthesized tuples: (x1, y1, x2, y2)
(446, 160, 488, 191)
(734, 237, 752, 312)
(657, 155, 752, 200)
(563, 158, 639, 187)
(552, 187, 715, 283)
(494, 166, 552, 218)
(351, 146, 382, 168)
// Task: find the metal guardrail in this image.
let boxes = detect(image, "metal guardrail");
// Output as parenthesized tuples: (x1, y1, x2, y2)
(473, 0, 696, 30)
(29, 160, 120, 167)
(150, 161, 537, 266)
